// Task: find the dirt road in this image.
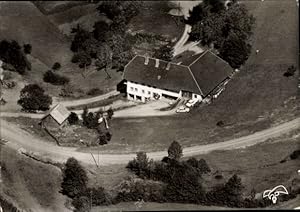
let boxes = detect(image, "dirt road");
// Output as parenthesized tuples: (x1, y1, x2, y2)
(1, 117, 299, 165)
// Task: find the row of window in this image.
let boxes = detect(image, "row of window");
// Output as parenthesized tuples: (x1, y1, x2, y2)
(130, 87, 151, 95)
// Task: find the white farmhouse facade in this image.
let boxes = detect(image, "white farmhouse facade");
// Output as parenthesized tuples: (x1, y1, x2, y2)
(121, 50, 234, 103)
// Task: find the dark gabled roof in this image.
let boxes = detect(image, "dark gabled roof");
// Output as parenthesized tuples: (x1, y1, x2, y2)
(188, 50, 233, 96)
(123, 50, 233, 97)
(123, 55, 202, 94)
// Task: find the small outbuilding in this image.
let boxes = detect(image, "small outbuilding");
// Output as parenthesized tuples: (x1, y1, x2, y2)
(41, 103, 71, 127)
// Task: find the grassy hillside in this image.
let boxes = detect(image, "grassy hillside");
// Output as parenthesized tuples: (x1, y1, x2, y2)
(0, 146, 70, 212)
(0, 1, 72, 66)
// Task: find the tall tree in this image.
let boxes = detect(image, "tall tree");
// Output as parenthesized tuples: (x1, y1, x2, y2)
(61, 157, 88, 198)
(17, 84, 52, 112)
(168, 141, 183, 160)
(153, 44, 174, 61)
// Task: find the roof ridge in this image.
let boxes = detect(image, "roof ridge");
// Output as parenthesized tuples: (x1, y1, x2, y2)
(135, 55, 190, 69)
(187, 67, 203, 95)
(188, 50, 209, 67)
(206, 49, 231, 66)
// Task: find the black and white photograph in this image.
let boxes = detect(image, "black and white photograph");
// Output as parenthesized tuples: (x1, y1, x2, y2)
(0, 0, 299, 211)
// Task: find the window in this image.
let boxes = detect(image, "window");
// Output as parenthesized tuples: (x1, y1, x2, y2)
(135, 88, 138, 92)
(194, 94, 197, 98)
(148, 91, 151, 95)
(142, 89, 145, 94)
(130, 87, 133, 91)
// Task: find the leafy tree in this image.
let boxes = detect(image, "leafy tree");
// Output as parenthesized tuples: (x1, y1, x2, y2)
(72, 196, 90, 212)
(71, 51, 92, 68)
(168, 141, 183, 160)
(127, 152, 152, 178)
(0, 40, 31, 74)
(203, 0, 225, 13)
(71, 26, 91, 52)
(219, 32, 251, 68)
(107, 108, 114, 120)
(68, 112, 79, 125)
(93, 20, 110, 41)
(52, 62, 61, 71)
(186, 4, 207, 25)
(17, 84, 52, 111)
(85, 187, 108, 206)
(153, 44, 174, 62)
(43, 70, 70, 85)
(98, 130, 112, 145)
(95, 44, 112, 78)
(82, 107, 102, 129)
(186, 158, 211, 175)
(61, 157, 88, 198)
(23, 44, 32, 54)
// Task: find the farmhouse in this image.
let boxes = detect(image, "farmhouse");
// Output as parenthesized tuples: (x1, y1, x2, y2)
(122, 50, 234, 103)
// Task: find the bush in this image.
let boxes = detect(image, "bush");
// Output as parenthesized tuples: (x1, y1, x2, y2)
(52, 62, 61, 71)
(71, 51, 92, 68)
(283, 65, 296, 77)
(72, 196, 90, 212)
(43, 70, 69, 85)
(68, 112, 79, 125)
(127, 152, 153, 179)
(0, 40, 31, 74)
(290, 150, 300, 160)
(98, 131, 112, 145)
(168, 141, 183, 160)
(82, 107, 102, 129)
(86, 88, 104, 96)
(85, 187, 108, 206)
(23, 44, 32, 54)
(186, 158, 211, 175)
(17, 84, 52, 112)
(61, 157, 88, 198)
(107, 108, 114, 120)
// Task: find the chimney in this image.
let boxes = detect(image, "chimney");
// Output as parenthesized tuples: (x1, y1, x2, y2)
(166, 62, 171, 70)
(155, 59, 159, 68)
(144, 56, 149, 65)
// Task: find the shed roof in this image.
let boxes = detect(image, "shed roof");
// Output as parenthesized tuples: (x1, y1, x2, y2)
(43, 104, 70, 125)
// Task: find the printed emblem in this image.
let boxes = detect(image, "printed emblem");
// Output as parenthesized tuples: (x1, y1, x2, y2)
(263, 185, 289, 204)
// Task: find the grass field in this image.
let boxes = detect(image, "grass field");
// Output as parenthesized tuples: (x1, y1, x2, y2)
(128, 1, 185, 41)
(0, 146, 69, 212)
(96, 0, 299, 153)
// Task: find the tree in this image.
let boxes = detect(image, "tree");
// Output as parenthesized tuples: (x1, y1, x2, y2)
(127, 152, 152, 178)
(71, 26, 91, 52)
(98, 130, 112, 145)
(93, 20, 110, 41)
(219, 32, 251, 68)
(61, 157, 88, 198)
(186, 158, 211, 175)
(186, 4, 207, 25)
(17, 84, 52, 112)
(52, 62, 61, 71)
(0, 40, 31, 74)
(153, 44, 174, 62)
(72, 196, 90, 212)
(168, 141, 183, 160)
(23, 44, 32, 54)
(82, 107, 101, 129)
(107, 108, 114, 120)
(43, 70, 70, 85)
(95, 44, 112, 78)
(68, 112, 79, 125)
(203, 0, 225, 13)
(71, 51, 92, 69)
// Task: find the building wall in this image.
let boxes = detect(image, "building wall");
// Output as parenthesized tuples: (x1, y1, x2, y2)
(126, 81, 180, 102)
(126, 81, 203, 102)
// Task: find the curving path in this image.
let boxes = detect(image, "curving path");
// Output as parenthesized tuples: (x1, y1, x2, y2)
(1, 117, 299, 166)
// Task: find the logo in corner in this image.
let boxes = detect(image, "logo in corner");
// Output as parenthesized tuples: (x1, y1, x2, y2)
(263, 185, 289, 204)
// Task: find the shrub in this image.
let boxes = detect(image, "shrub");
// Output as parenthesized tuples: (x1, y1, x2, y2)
(72, 196, 90, 212)
(85, 187, 108, 206)
(23, 44, 32, 54)
(68, 112, 79, 125)
(127, 152, 153, 178)
(216, 120, 225, 127)
(107, 108, 114, 120)
(17, 84, 52, 112)
(86, 88, 103, 96)
(0, 40, 31, 74)
(290, 150, 300, 160)
(82, 107, 102, 129)
(52, 62, 61, 71)
(283, 65, 296, 77)
(186, 158, 211, 175)
(98, 131, 112, 145)
(168, 141, 183, 160)
(61, 157, 88, 198)
(43, 70, 69, 85)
